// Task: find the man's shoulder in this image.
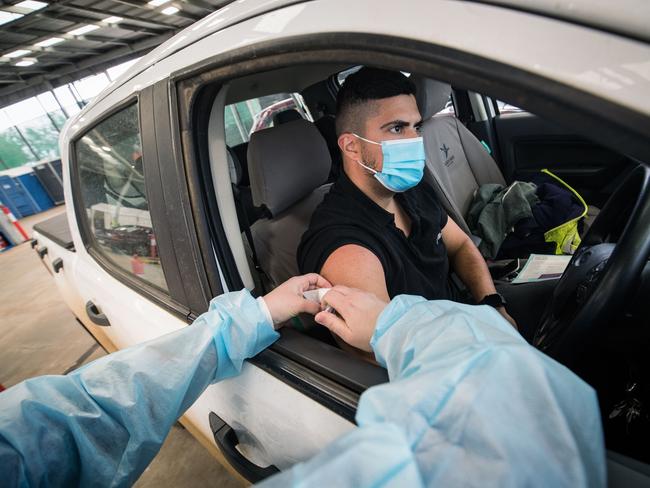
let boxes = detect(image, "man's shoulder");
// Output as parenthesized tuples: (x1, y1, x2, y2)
(303, 179, 368, 232)
(297, 194, 386, 274)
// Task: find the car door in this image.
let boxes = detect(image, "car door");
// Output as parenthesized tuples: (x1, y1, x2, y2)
(486, 99, 634, 208)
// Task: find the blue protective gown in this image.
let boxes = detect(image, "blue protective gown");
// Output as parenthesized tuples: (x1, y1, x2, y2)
(0, 290, 278, 487)
(0, 292, 606, 487)
(260, 296, 606, 487)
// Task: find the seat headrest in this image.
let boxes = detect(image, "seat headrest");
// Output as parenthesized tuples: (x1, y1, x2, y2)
(247, 119, 331, 216)
(226, 146, 242, 185)
(411, 75, 452, 119)
(272, 109, 302, 126)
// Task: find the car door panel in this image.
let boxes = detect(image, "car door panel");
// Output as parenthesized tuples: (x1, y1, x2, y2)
(189, 364, 354, 471)
(494, 112, 632, 207)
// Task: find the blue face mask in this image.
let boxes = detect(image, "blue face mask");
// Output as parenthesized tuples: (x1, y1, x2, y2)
(353, 134, 426, 192)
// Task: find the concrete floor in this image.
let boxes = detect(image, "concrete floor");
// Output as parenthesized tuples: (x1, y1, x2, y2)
(0, 206, 243, 487)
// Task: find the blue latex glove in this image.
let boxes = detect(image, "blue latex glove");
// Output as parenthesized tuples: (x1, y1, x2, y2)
(261, 297, 605, 487)
(0, 290, 278, 487)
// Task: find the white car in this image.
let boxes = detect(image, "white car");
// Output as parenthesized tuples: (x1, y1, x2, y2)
(32, 0, 650, 484)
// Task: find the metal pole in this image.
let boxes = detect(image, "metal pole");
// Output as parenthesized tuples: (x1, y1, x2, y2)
(229, 104, 248, 143)
(12, 126, 41, 161)
(244, 99, 258, 132)
(68, 84, 85, 109)
(46, 160, 64, 187)
(36, 95, 62, 132)
(51, 89, 70, 118)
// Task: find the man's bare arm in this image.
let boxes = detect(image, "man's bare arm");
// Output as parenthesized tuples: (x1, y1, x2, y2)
(442, 218, 517, 328)
(441, 218, 496, 302)
(319, 245, 389, 359)
(320, 244, 390, 302)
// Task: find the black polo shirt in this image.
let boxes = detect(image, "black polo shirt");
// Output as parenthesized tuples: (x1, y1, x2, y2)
(297, 171, 453, 300)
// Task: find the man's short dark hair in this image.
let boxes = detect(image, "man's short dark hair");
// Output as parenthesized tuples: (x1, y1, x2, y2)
(335, 67, 416, 136)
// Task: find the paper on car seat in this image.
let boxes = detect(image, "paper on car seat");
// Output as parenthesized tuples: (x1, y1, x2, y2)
(511, 254, 572, 284)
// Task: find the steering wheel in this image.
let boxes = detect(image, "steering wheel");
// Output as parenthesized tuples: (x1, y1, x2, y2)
(533, 164, 650, 364)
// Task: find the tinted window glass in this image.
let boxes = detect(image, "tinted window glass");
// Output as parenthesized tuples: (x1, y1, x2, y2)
(76, 104, 167, 290)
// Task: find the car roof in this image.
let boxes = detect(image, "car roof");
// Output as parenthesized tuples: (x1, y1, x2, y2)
(89, 0, 649, 113)
(477, 0, 650, 43)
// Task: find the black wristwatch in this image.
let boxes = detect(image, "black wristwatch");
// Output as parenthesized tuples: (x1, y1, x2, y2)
(479, 293, 507, 309)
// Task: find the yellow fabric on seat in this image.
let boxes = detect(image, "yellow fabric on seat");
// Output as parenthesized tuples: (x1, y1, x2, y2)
(541, 169, 588, 255)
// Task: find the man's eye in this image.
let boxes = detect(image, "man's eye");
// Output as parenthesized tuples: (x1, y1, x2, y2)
(389, 125, 403, 134)
(415, 125, 422, 134)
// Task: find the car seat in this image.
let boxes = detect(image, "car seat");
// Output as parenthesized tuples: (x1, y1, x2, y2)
(272, 108, 302, 126)
(247, 119, 332, 287)
(411, 75, 506, 235)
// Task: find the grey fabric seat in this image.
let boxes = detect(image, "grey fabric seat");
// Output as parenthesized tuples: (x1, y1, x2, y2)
(248, 119, 332, 287)
(412, 76, 506, 234)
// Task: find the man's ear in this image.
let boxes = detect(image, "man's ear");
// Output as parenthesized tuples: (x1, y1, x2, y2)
(338, 133, 359, 160)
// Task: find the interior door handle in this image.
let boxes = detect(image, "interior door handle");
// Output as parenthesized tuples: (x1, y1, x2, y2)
(209, 412, 279, 483)
(85, 301, 111, 327)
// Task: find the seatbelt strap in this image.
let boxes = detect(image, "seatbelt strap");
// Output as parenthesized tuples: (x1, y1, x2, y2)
(233, 187, 268, 294)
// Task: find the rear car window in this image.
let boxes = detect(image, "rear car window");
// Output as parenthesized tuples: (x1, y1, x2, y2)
(75, 103, 168, 291)
(225, 93, 311, 147)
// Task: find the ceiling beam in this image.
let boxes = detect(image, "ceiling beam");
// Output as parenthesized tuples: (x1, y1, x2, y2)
(176, 0, 215, 13)
(0, 30, 177, 107)
(0, 25, 131, 54)
(108, 0, 201, 22)
(36, 11, 162, 36)
(0, 67, 50, 75)
(55, 4, 178, 30)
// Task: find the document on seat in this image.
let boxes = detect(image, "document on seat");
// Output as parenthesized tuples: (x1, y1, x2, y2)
(511, 254, 572, 284)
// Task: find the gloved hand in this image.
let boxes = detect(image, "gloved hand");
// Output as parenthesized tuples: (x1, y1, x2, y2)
(263, 273, 332, 325)
(314, 285, 388, 351)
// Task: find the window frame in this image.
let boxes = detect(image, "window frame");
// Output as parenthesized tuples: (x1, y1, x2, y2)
(69, 94, 192, 321)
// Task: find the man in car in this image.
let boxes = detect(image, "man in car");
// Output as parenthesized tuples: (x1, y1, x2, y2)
(298, 67, 517, 332)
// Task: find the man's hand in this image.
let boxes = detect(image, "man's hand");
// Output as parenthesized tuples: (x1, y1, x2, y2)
(315, 286, 388, 352)
(263, 274, 332, 325)
(497, 307, 518, 330)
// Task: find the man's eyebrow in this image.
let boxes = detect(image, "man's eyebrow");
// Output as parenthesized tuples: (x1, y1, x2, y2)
(380, 119, 421, 129)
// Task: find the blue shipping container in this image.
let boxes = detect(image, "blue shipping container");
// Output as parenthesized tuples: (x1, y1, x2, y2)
(0, 171, 53, 218)
(0, 175, 36, 218)
(16, 172, 54, 212)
